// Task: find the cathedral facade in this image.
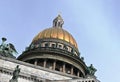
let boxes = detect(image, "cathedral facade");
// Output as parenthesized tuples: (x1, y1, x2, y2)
(0, 15, 100, 82)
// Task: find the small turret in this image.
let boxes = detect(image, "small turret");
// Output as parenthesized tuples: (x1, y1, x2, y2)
(53, 14, 64, 28)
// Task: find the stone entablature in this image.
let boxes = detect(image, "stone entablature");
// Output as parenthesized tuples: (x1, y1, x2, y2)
(50, 77, 100, 82)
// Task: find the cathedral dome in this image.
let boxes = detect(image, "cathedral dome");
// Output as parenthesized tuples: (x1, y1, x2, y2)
(32, 27, 78, 49)
(18, 15, 87, 78)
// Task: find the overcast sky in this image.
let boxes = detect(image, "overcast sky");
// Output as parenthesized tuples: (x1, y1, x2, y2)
(0, 0, 120, 82)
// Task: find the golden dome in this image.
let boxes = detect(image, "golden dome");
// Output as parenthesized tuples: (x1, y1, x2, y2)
(32, 27, 78, 48)
(32, 15, 78, 49)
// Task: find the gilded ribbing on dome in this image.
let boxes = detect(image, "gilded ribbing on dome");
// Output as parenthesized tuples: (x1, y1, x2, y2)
(32, 27, 78, 48)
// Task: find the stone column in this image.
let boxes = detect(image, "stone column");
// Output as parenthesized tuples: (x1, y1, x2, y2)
(34, 59, 37, 65)
(77, 71, 80, 77)
(60, 67, 63, 72)
(63, 63, 66, 73)
(53, 60, 56, 70)
(44, 59, 47, 68)
(71, 66, 73, 75)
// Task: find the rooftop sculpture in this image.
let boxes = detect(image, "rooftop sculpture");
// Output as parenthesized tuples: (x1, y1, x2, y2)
(0, 37, 18, 58)
(9, 65, 21, 82)
(87, 64, 97, 76)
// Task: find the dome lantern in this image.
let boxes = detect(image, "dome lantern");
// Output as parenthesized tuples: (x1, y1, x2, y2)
(53, 14, 64, 28)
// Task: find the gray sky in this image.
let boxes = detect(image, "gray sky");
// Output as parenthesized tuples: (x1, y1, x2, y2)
(0, 0, 120, 82)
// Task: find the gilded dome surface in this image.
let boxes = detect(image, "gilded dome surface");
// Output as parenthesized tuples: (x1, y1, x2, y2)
(32, 27, 78, 48)
(32, 15, 78, 49)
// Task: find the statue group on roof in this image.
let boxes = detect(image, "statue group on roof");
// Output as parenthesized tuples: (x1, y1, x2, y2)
(0, 37, 18, 58)
(87, 64, 97, 76)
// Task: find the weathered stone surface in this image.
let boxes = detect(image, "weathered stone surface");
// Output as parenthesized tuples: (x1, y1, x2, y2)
(0, 56, 72, 82)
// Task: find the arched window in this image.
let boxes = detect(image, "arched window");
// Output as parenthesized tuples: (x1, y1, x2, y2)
(64, 45, 68, 50)
(45, 43, 49, 47)
(51, 44, 56, 48)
